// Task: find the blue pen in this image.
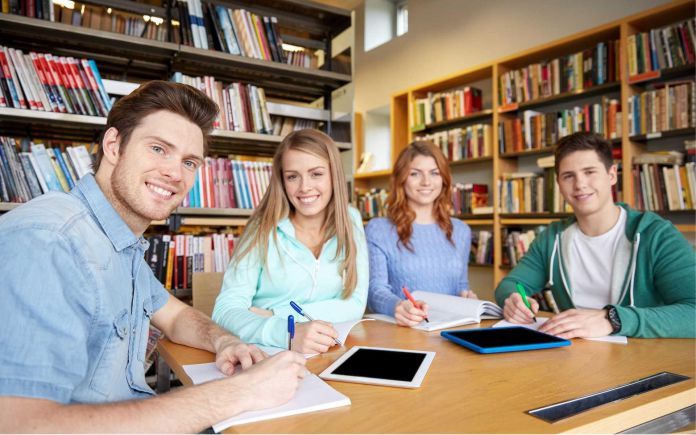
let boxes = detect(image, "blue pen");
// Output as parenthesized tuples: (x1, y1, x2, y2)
(287, 315, 295, 351)
(290, 300, 343, 346)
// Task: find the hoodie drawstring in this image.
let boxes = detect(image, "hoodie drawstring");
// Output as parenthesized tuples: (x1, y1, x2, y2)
(628, 233, 640, 307)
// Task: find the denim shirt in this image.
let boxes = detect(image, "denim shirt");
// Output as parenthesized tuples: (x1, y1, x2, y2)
(0, 174, 170, 404)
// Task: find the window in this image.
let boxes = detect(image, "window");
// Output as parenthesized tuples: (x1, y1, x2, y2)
(395, 0, 408, 36)
(363, 0, 408, 51)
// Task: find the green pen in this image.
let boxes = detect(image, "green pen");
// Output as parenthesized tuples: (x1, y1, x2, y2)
(516, 282, 538, 323)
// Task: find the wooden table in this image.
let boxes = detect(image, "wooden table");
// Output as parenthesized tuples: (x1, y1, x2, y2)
(157, 320, 695, 433)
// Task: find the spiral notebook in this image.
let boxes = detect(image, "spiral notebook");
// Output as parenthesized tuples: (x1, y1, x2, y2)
(366, 291, 502, 332)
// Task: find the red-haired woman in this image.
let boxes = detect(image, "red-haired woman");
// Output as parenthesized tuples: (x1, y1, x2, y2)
(366, 141, 475, 326)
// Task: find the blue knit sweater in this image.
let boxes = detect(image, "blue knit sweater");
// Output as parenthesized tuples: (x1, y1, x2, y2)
(365, 217, 471, 315)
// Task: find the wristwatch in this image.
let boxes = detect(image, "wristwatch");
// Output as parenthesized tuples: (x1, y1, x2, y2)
(604, 305, 622, 334)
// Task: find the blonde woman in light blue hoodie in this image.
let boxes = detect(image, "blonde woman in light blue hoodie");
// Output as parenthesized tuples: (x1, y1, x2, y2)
(213, 129, 368, 354)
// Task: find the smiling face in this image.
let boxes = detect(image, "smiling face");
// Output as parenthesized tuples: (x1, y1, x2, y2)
(282, 148, 333, 221)
(403, 155, 443, 211)
(109, 110, 204, 225)
(557, 149, 617, 219)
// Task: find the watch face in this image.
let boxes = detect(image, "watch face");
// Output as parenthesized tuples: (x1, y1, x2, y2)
(608, 308, 621, 333)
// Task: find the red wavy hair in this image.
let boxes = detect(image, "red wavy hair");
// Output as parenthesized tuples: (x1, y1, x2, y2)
(386, 141, 454, 251)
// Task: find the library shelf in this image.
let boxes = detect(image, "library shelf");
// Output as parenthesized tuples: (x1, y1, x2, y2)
(469, 263, 494, 268)
(411, 109, 494, 133)
(450, 156, 493, 166)
(497, 82, 622, 114)
(0, 202, 20, 212)
(629, 128, 696, 142)
(499, 146, 555, 158)
(627, 64, 696, 86)
(354, 169, 392, 180)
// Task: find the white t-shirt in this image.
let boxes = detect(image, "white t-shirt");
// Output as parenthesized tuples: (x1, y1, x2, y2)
(564, 207, 629, 309)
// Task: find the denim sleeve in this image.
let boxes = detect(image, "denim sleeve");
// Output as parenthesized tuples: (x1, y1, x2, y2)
(147, 266, 171, 312)
(0, 228, 96, 403)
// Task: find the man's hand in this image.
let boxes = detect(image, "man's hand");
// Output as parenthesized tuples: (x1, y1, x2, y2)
(293, 321, 338, 354)
(459, 290, 478, 299)
(394, 299, 429, 327)
(225, 351, 307, 414)
(214, 335, 266, 376)
(538, 309, 612, 339)
(502, 292, 539, 324)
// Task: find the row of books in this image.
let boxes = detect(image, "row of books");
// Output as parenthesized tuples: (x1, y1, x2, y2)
(355, 188, 388, 220)
(53, 3, 170, 42)
(2, 0, 52, 20)
(0, 136, 94, 203)
(195, 1, 288, 64)
(627, 19, 695, 76)
(627, 81, 695, 136)
(633, 162, 696, 212)
(501, 226, 547, 267)
(499, 39, 620, 106)
(271, 116, 321, 137)
(172, 73, 273, 134)
(452, 183, 489, 215)
(411, 87, 484, 128)
(498, 99, 621, 154)
(470, 230, 493, 266)
(145, 233, 238, 291)
(497, 169, 571, 214)
(415, 123, 492, 162)
(0, 45, 111, 116)
(182, 157, 272, 210)
(285, 49, 319, 69)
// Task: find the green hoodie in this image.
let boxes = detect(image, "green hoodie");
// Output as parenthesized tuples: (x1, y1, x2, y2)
(495, 203, 695, 338)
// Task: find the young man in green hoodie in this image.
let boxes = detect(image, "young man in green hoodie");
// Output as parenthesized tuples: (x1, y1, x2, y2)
(495, 132, 695, 339)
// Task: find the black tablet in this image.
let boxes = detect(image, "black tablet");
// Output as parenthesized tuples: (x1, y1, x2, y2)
(440, 326, 571, 354)
(319, 346, 435, 388)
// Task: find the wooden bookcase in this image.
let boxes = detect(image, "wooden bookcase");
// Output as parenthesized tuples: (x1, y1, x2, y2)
(363, 0, 695, 297)
(0, 0, 353, 227)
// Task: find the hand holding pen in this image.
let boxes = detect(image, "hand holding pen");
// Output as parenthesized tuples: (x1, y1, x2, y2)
(395, 286, 430, 327)
(288, 301, 341, 354)
(502, 282, 539, 324)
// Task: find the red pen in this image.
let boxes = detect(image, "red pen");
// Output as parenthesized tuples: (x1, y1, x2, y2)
(402, 286, 429, 323)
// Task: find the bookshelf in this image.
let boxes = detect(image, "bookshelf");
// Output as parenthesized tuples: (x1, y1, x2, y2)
(370, 0, 695, 294)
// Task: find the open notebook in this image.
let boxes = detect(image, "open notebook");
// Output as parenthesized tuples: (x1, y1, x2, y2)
(183, 362, 350, 431)
(366, 291, 503, 332)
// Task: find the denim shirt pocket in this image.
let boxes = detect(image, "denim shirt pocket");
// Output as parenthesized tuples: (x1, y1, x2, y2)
(89, 309, 130, 397)
(127, 297, 155, 395)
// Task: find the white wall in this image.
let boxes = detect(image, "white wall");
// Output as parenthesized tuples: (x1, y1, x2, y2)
(354, 0, 671, 113)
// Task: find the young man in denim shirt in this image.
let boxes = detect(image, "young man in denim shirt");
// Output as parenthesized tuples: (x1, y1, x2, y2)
(0, 81, 306, 432)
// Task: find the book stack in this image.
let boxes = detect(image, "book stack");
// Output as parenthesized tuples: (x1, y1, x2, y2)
(501, 226, 547, 267)
(0, 46, 111, 116)
(499, 39, 620, 106)
(498, 99, 621, 154)
(469, 230, 493, 266)
(172, 73, 272, 134)
(415, 123, 492, 161)
(633, 151, 696, 211)
(271, 117, 321, 137)
(627, 81, 695, 136)
(0, 136, 94, 203)
(183, 157, 272, 210)
(355, 188, 388, 219)
(452, 183, 489, 215)
(53, 3, 172, 43)
(627, 18, 695, 76)
(411, 87, 483, 128)
(145, 233, 238, 291)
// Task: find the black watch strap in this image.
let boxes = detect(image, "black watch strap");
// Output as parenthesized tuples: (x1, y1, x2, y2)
(604, 305, 622, 334)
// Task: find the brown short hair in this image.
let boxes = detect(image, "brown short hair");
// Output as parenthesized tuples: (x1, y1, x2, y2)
(92, 80, 218, 172)
(555, 132, 613, 173)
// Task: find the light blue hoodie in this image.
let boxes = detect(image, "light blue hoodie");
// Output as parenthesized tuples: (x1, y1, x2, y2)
(212, 207, 368, 348)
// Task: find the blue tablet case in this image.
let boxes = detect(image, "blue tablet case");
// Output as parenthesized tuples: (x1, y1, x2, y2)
(440, 326, 571, 354)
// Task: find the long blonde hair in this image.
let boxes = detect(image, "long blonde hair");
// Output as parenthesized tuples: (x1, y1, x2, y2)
(231, 129, 358, 297)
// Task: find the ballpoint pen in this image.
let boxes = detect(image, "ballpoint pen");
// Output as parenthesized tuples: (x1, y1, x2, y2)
(516, 282, 538, 323)
(287, 315, 295, 351)
(402, 286, 429, 323)
(289, 300, 343, 346)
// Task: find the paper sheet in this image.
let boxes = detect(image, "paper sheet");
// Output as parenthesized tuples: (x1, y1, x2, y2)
(492, 318, 628, 344)
(257, 318, 374, 358)
(183, 362, 350, 431)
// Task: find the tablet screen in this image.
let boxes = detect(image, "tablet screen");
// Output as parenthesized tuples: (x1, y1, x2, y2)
(447, 327, 566, 348)
(330, 348, 426, 382)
